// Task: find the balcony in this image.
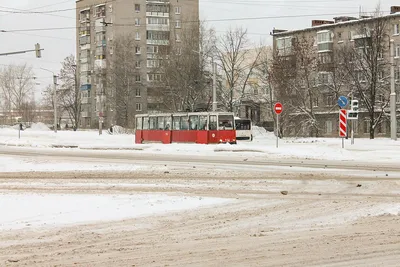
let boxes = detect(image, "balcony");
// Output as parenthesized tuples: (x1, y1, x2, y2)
(94, 59, 107, 70)
(79, 29, 90, 37)
(317, 42, 333, 53)
(80, 44, 91, 51)
(147, 24, 170, 31)
(146, 39, 169, 45)
(80, 84, 92, 91)
(96, 39, 107, 47)
(95, 19, 106, 33)
(146, 11, 169, 17)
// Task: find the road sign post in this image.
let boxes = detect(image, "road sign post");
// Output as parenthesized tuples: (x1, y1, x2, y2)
(274, 102, 283, 148)
(339, 109, 347, 148)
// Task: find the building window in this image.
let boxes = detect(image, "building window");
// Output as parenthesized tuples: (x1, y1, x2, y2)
(396, 45, 400, 58)
(276, 36, 292, 55)
(135, 61, 141, 68)
(395, 68, 400, 80)
(325, 94, 335, 106)
(147, 73, 163, 81)
(394, 24, 400, 35)
(147, 46, 158, 54)
(135, 18, 141, 26)
(337, 32, 343, 42)
(136, 103, 142, 111)
(313, 97, 319, 107)
(135, 46, 141, 54)
(175, 33, 181, 42)
(135, 75, 141, 82)
(317, 30, 333, 52)
(136, 88, 141, 97)
(325, 120, 332, 134)
(135, 31, 141, 40)
(175, 20, 181, 28)
(318, 72, 331, 85)
(363, 120, 370, 134)
(175, 6, 181, 14)
(135, 4, 140, 12)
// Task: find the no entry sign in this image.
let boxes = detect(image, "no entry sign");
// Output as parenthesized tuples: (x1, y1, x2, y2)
(274, 102, 283, 115)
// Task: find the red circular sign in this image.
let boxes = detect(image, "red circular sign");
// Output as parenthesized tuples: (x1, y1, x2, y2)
(274, 102, 283, 115)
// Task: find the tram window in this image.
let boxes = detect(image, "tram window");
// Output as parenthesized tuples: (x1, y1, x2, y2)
(165, 116, 172, 130)
(180, 116, 189, 130)
(209, 115, 217, 130)
(157, 116, 164, 130)
(136, 117, 143, 130)
(218, 115, 234, 130)
(149, 117, 157, 130)
(189, 115, 199, 130)
(199, 115, 208, 130)
(142, 117, 149, 130)
(173, 116, 180, 130)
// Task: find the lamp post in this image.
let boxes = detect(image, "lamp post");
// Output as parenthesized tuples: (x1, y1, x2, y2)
(40, 68, 58, 133)
(390, 39, 397, 141)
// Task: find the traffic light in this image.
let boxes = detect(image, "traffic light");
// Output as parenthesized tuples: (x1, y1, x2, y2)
(35, 43, 41, 58)
(351, 100, 359, 112)
(348, 100, 359, 120)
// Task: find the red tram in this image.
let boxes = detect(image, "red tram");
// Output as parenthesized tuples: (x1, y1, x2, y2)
(135, 112, 236, 144)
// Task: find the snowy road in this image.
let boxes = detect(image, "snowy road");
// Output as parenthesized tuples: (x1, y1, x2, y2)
(0, 170, 399, 267)
(1, 145, 400, 173)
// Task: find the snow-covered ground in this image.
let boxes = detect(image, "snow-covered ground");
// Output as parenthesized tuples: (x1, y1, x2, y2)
(0, 192, 233, 231)
(1, 123, 400, 164)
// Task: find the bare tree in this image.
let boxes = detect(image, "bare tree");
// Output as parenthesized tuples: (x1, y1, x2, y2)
(216, 27, 263, 113)
(58, 55, 80, 129)
(156, 21, 214, 112)
(107, 34, 141, 128)
(0, 64, 35, 124)
(338, 9, 390, 139)
(270, 34, 321, 137)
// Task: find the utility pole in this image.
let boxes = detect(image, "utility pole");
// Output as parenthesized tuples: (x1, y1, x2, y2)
(212, 61, 217, 112)
(53, 75, 58, 133)
(99, 83, 103, 135)
(390, 39, 397, 140)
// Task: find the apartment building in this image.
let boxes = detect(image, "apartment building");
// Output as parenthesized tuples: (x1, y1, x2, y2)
(76, 0, 199, 129)
(272, 6, 400, 137)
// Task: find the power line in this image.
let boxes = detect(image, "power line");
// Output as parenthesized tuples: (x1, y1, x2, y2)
(0, 10, 392, 33)
(0, 0, 73, 19)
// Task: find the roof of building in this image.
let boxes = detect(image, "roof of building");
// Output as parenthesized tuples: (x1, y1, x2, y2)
(272, 12, 400, 37)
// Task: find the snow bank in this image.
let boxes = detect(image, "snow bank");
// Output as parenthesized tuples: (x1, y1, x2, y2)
(252, 125, 275, 139)
(27, 122, 51, 131)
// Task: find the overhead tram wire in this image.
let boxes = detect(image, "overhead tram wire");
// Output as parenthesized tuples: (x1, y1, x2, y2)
(0, 0, 371, 15)
(0, 8, 391, 34)
(0, 0, 73, 18)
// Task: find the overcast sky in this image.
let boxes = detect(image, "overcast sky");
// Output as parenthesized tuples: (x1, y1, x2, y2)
(0, 0, 396, 100)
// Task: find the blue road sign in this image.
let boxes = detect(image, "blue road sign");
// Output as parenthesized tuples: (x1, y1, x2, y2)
(338, 96, 348, 108)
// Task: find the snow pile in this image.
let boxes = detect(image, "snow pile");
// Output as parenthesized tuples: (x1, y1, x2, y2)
(28, 122, 51, 131)
(109, 125, 133, 135)
(252, 125, 275, 139)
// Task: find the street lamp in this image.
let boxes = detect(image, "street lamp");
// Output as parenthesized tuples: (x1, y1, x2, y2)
(40, 68, 58, 133)
(390, 39, 397, 140)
